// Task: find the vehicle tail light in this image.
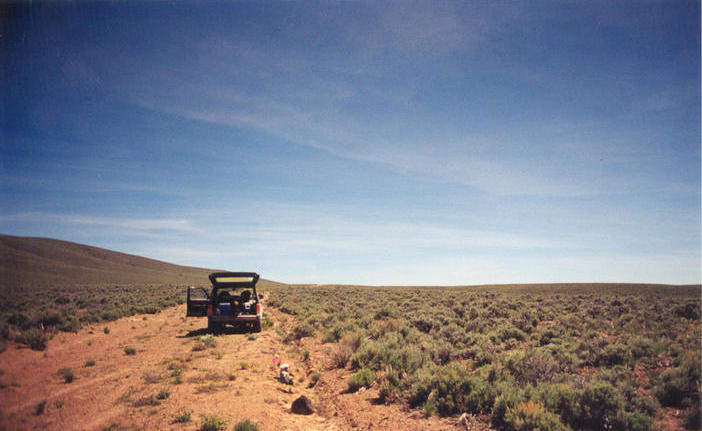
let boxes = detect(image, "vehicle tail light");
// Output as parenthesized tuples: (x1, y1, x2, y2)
(256, 303, 262, 316)
(207, 304, 213, 315)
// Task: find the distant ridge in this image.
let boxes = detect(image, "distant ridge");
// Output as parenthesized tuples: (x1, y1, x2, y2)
(0, 234, 216, 288)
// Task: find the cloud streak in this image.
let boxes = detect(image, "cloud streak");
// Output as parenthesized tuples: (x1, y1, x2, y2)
(0, 213, 199, 233)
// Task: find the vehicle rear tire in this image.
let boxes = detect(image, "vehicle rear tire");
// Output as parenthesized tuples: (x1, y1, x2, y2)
(253, 319, 262, 332)
(208, 320, 222, 334)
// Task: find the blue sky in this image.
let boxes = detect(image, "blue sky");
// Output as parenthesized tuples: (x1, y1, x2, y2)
(1, 1, 700, 285)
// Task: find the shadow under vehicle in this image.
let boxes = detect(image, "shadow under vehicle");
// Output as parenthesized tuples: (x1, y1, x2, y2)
(186, 272, 263, 332)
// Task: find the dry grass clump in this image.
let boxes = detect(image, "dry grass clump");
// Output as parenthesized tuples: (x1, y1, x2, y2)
(332, 332, 363, 368)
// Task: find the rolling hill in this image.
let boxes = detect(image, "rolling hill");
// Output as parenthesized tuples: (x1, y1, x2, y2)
(0, 234, 215, 288)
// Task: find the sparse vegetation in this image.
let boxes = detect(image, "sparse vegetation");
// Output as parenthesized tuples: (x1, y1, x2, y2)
(198, 334, 217, 348)
(133, 395, 160, 407)
(34, 399, 46, 415)
(58, 367, 74, 383)
(170, 365, 185, 385)
(309, 371, 321, 384)
(173, 408, 192, 423)
(124, 346, 137, 355)
(347, 368, 374, 392)
(292, 322, 315, 339)
(17, 328, 48, 351)
(143, 372, 163, 384)
(84, 359, 96, 367)
(261, 316, 273, 329)
(199, 414, 227, 431)
(233, 419, 258, 431)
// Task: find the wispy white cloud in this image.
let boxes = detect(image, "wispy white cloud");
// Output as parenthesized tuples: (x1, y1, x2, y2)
(95, 2, 697, 200)
(0, 212, 199, 233)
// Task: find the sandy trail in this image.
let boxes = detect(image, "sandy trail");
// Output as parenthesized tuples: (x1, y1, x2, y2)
(0, 304, 458, 431)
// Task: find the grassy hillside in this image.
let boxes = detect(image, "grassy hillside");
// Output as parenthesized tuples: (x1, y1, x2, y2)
(0, 234, 281, 349)
(0, 234, 213, 288)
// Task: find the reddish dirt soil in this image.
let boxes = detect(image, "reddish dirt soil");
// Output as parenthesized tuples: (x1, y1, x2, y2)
(0, 303, 687, 431)
(0, 304, 461, 431)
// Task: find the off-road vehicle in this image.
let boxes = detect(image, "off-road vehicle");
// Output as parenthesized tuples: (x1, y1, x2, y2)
(186, 272, 263, 332)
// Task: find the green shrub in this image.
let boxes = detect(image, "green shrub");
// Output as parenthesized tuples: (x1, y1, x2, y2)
(17, 328, 48, 351)
(199, 415, 227, 431)
(347, 368, 374, 392)
(34, 399, 47, 416)
(627, 336, 655, 360)
(84, 359, 96, 367)
(374, 306, 398, 320)
(261, 316, 273, 329)
(173, 408, 192, 423)
(104, 327, 110, 334)
(423, 363, 495, 417)
(409, 366, 437, 408)
(7, 312, 30, 328)
(36, 309, 63, 327)
(502, 400, 569, 431)
(503, 348, 561, 385)
(495, 323, 526, 342)
(133, 395, 160, 407)
(537, 383, 581, 429)
(430, 342, 453, 366)
(474, 350, 494, 367)
(233, 420, 258, 431)
(59, 319, 81, 333)
(157, 389, 170, 400)
(595, 342, 630, 366)
(411, 312, 439, 334)
(198, 334, 217, 348)
(58, 368, 74, 383)
(619, 411, 653, 431)
(309, 371, 321, 384)
(349, 340, 379, 370)
(124, 346, 137, 355)
(322, 332, 336, 343)
(674, 303, 700, 320)
(577, 380, 625, 430)
(653, 359, 700, 408)
(292, 322, 315, 339)
(491, 390, 525, 430)
(683, 404, 701, 430)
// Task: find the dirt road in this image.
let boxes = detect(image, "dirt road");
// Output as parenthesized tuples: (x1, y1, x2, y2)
(0, 305, 460, 431)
